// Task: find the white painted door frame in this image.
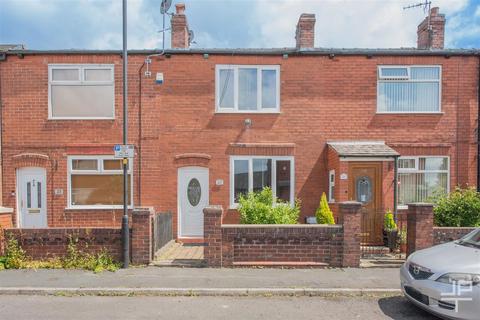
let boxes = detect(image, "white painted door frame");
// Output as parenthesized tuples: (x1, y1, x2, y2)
(177, 166, 209, 238)
(16, 167, 47, 228)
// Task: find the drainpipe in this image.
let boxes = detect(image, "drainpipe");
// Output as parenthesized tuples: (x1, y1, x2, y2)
(393, 156, 399, 221)
(477, 57, 480, 192)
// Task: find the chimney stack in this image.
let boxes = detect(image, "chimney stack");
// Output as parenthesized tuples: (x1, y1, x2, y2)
(171, 3, 190, 49)
(417, 7, 445, 49)
(295, 13, 316, 49)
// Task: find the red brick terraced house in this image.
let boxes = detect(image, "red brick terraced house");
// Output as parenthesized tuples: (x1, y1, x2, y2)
(0, 5, 479, 245)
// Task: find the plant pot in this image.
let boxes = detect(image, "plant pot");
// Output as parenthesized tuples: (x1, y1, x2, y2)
(383, 230, 388, 247)
(386, 230, 398, 252)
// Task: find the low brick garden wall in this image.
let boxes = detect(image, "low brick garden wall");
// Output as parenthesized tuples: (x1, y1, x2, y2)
(3, 228, 123, 260)
(221, 225, 343, 266)
(0, 207, 155, 265)
(204, 202, 362, 268)
(433, 227, 476, 245)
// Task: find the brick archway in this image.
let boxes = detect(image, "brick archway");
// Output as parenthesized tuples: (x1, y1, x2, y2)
(174, 153, 211, 168)
(12, 153, 50, 168)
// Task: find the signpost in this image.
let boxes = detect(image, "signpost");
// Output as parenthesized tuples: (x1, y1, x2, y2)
(114, 144, 135, 159)
(121, 0, 129, 269)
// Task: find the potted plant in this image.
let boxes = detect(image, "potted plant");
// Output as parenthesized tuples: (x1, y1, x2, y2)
(384, 210, 398, 252)
(398, 227, 407, 253)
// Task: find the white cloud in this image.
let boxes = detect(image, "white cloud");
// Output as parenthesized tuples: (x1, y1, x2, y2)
(249, 0, 469, 48)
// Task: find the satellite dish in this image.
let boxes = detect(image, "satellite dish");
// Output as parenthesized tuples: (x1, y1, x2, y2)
(160, 0, 172, 14)
(188, 29, 195, 43)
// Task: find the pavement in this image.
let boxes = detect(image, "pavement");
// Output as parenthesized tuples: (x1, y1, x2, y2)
(0, 266, 402, 297)
(0, 295, 438, 320)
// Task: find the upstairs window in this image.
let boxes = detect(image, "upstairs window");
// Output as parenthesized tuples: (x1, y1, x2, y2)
(49, 64, 115, 119)
(216, 65, 280, 113)
(377, 66, 441, 113)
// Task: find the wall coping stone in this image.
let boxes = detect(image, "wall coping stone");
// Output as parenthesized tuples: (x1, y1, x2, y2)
(0, 207, 13, 214)
(407, 203, 434, 207)
(222, 224, 342, 228)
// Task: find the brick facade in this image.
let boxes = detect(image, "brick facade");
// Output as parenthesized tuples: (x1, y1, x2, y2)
(204, 203, 361, 267)
(0, 7, 478, 240)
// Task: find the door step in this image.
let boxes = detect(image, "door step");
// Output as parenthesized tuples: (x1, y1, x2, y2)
(151, 259, 207, 268)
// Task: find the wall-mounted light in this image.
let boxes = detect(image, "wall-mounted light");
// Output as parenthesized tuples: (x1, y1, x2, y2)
(244, 118, 252, 128)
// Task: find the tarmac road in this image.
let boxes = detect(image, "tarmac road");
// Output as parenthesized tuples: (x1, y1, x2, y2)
(0, 295, 440, 320)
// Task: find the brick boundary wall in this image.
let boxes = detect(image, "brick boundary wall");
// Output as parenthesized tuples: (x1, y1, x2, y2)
(131, 207, 154, 264)
(433, 227, 476, 245)
(0, 207, 155, 265)
(407, 204, 479, 256)
(204, 202, 361, 268)
(2, 228, 122, 260)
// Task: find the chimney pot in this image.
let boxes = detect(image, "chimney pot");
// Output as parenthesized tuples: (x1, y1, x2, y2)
(176, 3, 185, 15)
(295, 13, 316, 49)
(417, 7, 445, 50)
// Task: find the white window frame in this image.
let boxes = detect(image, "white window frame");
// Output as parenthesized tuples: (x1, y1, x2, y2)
(229, 156, 294, 209)
(377, 65, 442, 114)
(67, 155, 133, 209)
(328, 170, 335, 202)
(215, 65, 281, 113)
(48, 64, 115, 120)
(397, 156, 450, 209)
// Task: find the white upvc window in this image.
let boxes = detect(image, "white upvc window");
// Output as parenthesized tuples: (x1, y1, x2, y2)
(215, 65, 280, 113)
(229, 156, 294, 208)
(328, 170, 335, 202)
(48, 64, 115, 119)
(377, 65, 441, 113)
(397, 156, 449, 208)
(67, 156, 133, 209)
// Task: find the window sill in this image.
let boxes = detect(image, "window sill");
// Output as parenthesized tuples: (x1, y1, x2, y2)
(397, 205, 408, 210)
(48, 117, 115, 121)
(65, 206, 132, 211)
(215, 110, 280, 114)
(375, 112, 444, 115)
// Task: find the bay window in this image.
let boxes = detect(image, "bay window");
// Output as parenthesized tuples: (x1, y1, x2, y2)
(230, 156, 294, 207)
(216, 65, 280, 113)
(398, 156, 449, 207)
(68, 156, 132, 208)
(377, 65, 441, 113)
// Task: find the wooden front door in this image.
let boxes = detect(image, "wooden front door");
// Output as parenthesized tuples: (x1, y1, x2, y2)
(348, 162, 382, 245)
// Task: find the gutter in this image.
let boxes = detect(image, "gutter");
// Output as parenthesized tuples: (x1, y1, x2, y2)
(4, 48, 480, 57)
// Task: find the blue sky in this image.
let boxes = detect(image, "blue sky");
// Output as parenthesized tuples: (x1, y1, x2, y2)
(1, 0, 479, 50)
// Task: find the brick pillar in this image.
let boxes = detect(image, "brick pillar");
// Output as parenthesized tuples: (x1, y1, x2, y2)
(131, 207, 154, 264)
(340, 201, 361, 267)
(203, 205, 223, 267)
(407, 203, 434, 256)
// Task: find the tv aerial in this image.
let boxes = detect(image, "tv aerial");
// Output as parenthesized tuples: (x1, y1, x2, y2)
(403, 0, 431, 13)
(160, 0, 172, 14)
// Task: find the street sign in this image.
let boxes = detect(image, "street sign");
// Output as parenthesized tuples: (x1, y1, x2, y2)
(114, 144, 135, 158)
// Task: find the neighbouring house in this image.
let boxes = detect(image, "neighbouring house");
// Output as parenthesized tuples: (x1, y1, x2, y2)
(0, 5, 478, 246)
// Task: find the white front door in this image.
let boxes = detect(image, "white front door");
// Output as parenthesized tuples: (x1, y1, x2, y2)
(17, 167, 47, 228)
(178, 167, 209, 238)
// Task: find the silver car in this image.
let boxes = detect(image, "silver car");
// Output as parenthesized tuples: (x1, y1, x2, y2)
(400, 228, 480, 320)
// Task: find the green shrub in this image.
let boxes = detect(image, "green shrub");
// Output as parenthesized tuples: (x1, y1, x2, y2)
(315, 192, 335, 224)
(384, 210, 397, 231)
(238, 187, 300, 224)
(62, 237, 120, 273)
(3, 236, 26, 269)
(432, 187, 480, 227)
